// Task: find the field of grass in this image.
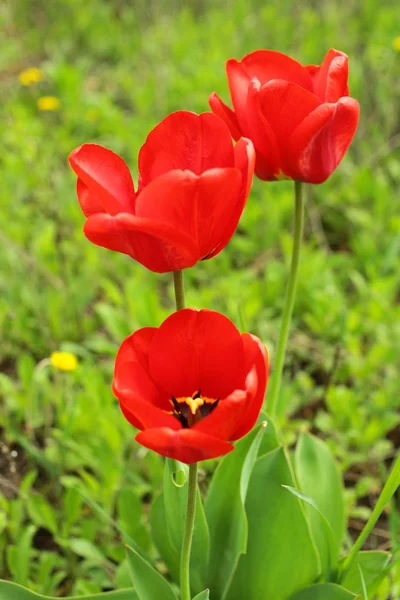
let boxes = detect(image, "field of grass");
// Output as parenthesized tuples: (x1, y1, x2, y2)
(1, 0, 400, 597)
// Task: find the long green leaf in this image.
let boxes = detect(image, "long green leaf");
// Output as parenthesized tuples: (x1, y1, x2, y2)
(340, 452, 400, 580)
(288, 583, 357, 599)
(282, 485, 338, 576)
(224, 447, 320, 600)
(192, 591, 210, 599)
(205, 423, 267, 600)
(0, 580, 138, 600)
(295, 433, 345, 574)
(125, 545, 177, 600)
(149, 493, 180, 583)
(340, 551, 391, 597)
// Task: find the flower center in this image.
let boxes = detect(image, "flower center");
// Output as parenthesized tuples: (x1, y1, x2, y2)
(170, 390, 219, 428)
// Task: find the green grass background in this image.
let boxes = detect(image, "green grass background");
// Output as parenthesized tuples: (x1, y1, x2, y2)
(1, 0, 399, 596)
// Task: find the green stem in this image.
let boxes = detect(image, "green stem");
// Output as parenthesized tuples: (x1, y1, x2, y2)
(268, 180, 305, 419)
(339, 452, 400, 582)
(172, 269, 198, 599)
(180, 463, 198, 600)
(173, 270, 185, 311)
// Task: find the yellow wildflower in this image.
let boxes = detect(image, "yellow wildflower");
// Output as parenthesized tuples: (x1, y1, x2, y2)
(393, 36, 400, 51)
(19, 67, 44, 86)
(37, 96, 60, 111)
(50, 351, 78, 372)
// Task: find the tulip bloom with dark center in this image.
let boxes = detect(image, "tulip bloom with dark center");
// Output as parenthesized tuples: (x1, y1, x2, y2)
(209, 48, 360, 184)
(113, 309, 268, 463)
(69, 111, 255, 273)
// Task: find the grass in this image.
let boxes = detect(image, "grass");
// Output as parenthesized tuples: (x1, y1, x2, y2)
(0, 0, 399, 596)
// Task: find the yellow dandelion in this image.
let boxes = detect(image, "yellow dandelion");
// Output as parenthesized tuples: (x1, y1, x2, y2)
(393, 36, 400, 51)
(50, 351, 78, 372)
(19, 67, 44, 86)
(37, 96, 60, 111)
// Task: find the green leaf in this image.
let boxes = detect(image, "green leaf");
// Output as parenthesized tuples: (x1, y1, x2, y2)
(224, 447, 320, 600)
(27, 494, 58, 535)
(257, 414, 279, 456)
(125, 545, 177, 600)
(288, 583, 357, 599)
(149, 493, 180, 583)
(63, 486, 83, 535)
(295, 433, 345, 573)
(282, 485, 337, 575)
(340, 452, 400, 580)
(12, 524, 36, 585)
(157, 459, 209, 592)
(68, 539, 107, 563)
(117, 488, 142, 537)
(192, 591, 210, 599)
(341, 551, 391, 597)
(0, 580, 138, 599)
(358, 565, 368, 600)
(205, 423, 267, 599)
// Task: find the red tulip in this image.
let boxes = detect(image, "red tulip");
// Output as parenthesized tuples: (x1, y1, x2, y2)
(209, 48, 360, 184)
(69, 111, 255, 273)
(112, 309, 268, 463)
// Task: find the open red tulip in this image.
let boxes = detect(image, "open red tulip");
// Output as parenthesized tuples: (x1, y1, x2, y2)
(69, 111, 255, 273)
(209, 48, 360, 184)
(112, 309, 268, 463)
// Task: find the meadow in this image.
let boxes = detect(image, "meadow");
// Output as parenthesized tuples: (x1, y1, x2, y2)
(1, 0, 399, 597)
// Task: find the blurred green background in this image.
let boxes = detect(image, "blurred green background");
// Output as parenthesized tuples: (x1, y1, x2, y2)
(1, 0, 399, 596)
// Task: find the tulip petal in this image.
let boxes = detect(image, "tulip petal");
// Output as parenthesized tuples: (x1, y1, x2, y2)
(245, 80, 281, 180)
(207, 137, 255, 259)
(136, 427, 234, 464)
(114, 327, 156, 372)
(138, 111, 235, 187)
(257, 80, 321, 166)
(115, 365, 181, 430)
(307, 49, 349, 102)
(76, 179, 105, 217)
(226, 59, 253, 132)
(83, 212, 199, 273)
(149, 309, 245, 400)
(135, 168, 242, 260)
(231, 334, 269, 440)
(237, 50, 313, 91)
(194, 388, 249, 440)
(69, 144, 135, 215)
(196, 168, 242, 258)
(113, 327, 164, 410)
(208, 92, 243, 140)
(226, 51, 313, 130)
(288, 97, 360, 184)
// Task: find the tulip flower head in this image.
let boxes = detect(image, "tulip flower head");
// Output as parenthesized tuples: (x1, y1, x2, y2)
(112, 309, 268, 463)
(210, 48, 360, 184)
(69, 111, 255, 273)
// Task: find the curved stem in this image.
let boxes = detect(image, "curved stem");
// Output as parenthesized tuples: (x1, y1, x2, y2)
(173, 270, 185, 311)
(268, 180, 305, 419)
(180, 463, 198, 600)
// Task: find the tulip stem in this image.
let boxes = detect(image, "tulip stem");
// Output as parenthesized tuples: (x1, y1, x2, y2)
(268, 180, 305, 419)
(173, 270, 186, 310)
(180, 462, 198, 600)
